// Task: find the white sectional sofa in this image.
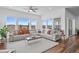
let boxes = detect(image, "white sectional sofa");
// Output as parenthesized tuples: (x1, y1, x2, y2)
(8, 29, 61, 42)
(37, 30, 61, 41)
(12, 34, 30, 41)
(8, 32, 30, 42)
(37, 33, 60, 41)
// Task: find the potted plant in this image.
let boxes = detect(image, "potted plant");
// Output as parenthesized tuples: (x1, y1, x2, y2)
(76, 28, 79, 35)
(0, 26, 8, 49)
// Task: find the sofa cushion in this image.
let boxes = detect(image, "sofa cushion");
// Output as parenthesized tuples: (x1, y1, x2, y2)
(47, 30, 52, 35)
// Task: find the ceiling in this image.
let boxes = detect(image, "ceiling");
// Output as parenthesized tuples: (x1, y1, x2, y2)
(4, 6, 72, 15)
(67, 6, 79, 16)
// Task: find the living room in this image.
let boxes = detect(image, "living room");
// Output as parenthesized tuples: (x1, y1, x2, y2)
(0, 6, 78, 53)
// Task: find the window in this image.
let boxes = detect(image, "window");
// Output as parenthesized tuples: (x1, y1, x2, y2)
(47, 19, 53, 29)
(6, 16, 16, 25)
(30, 20, 37, 30)
(42, 20, 47, 29)
(6, 16, 16, 32)
(18, 18, 29, 29)
(42, 19, 53, 29)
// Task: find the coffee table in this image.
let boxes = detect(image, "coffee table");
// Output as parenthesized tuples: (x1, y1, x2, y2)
(25, 36, 42, 44)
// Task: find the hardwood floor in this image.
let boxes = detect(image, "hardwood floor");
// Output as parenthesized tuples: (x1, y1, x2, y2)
(46, 35, 79, 53)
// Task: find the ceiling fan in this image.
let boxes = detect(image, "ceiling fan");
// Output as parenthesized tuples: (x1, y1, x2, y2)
(24, 6, 38, 13)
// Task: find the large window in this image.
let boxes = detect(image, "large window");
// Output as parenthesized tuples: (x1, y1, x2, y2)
(47, 19, 53, 29)
(42, 20, 47, 29)
(30, 20, 37, 30)
(6, 16, 16, 32)
(42, 19, 53, 29)
(18, 18, 29, 29)
(6, 16, 16, 25)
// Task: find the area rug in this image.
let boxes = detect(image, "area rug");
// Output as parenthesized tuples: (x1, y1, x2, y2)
(7, 38, 58, 53)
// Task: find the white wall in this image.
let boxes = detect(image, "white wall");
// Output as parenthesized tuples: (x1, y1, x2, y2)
(65, 9, 76, 37)
(75, 16, 79, 29)
(0, 7, 41, 29)
(40, 8, 65, 19)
